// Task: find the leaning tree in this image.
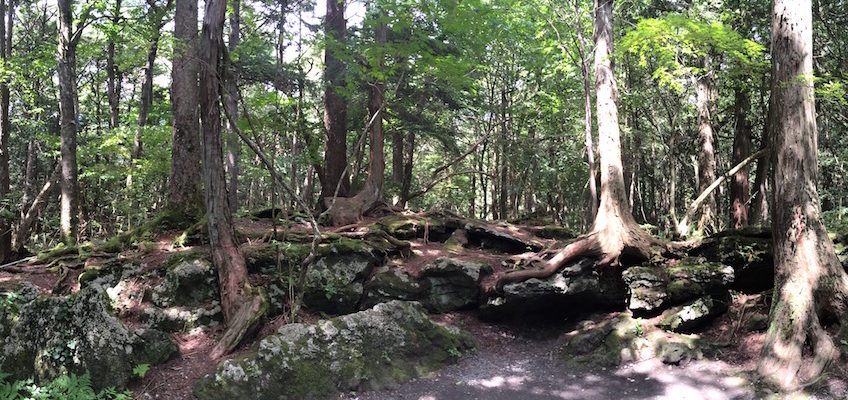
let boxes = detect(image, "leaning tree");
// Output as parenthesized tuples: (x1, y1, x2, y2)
(497, 0, 661, 288)
(758, 0, 848, 390)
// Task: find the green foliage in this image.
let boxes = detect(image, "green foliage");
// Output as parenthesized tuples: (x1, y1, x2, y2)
(132, 364, 149, 379)
(0, 369, 132, 400)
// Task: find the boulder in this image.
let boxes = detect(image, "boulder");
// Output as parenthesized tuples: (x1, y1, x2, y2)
(658, 295, 729, 333)
(622, 258, 734, 316)
(149, 259, 219, 308)
(141, 302, 223, 333)
(361, 266, 429, 309)
(79, 261, 146, 315)
(464, 222, 542, 254)
(622, 266, 667, 315)
(419, 258, 491, 312)
(481, 258, 625, 320)
(0, 285, 177, 390)
(193, 301, 474, 400)
(303, 240, 382, 314)
(689, 231, 772, 293)
(377, 213, 459, 242)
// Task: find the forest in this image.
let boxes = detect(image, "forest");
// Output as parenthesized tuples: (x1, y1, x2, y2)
(0, 0, 847, 398)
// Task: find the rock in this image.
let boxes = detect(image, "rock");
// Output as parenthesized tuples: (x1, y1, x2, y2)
(193, 301, 474, 400)
(481, 258, 625, 320)
(377, 213, 459, 242)
(659, 295, 729, 333)
(0, 282, 39, 339)
(665, 258, 734, 304)
(464, 222, 542, 254)
(79, 261, 146, 315)
(419, 258, 490, 312)
(265, 282, 288, 318)
(361, 266, 429, 309)
(303, 240, 382, 314)
(690, 232, 773, 293)
(659, 341, 702, 365)
(444, 229, 469, 252)
(528, 226, 576, 240)
(141, 302, 223, 333)
(0, 285, 177, 390)
(622, 266, 667, 315)
(149, 259, 219, 308)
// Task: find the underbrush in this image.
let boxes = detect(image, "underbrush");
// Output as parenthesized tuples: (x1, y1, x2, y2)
(0, 369, 131, 400)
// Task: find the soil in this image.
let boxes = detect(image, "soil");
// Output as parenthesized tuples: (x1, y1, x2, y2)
(4, 215, 847, 399)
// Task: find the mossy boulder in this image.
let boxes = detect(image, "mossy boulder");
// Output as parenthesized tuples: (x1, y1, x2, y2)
(665, 258, 734, 304)
(419, 258, 491, 312)
(689, 232, 772, 293)
(658, 294, 729, 333)
(149, 259, 219, 308)
(303, 240, 382, 314)
(141, 302, 223, 333)
(361, 266, 429, 309)
(481, 258, 626, 320)
(464, 222, 542, 254)
(0, 282, 40, 340)
(622, 266, 667, 315)
(0, 285, 177, 390)
(193, 301, 475, 400)
(376, 213, 459, 242)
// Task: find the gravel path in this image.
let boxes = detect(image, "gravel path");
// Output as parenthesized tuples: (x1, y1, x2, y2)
(346, 323, 756, 400)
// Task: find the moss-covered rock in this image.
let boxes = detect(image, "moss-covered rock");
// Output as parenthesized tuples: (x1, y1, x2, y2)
(193, 301, 475, 400)
(481, 258, 626, 320)
(149, 259, 219, 308)
(0, 285, 176, 390)
(689, 232, 773, 293)
(419, 258, 491, 312)
(376, 213, 459, 242)
(622, 266, 667, 315)
(665, 258, 734, 304)
(658, 294, 729, 333)
(464, 222, 542, 254)
(361, 266, 429, 309)
(303, 240, 382, 314)
(140, 302, 223, 333)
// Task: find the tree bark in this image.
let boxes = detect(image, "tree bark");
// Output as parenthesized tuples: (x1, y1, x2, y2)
(225, 0, 241, 212)
(759, 0, 848, 390)
(694, 57, 716, 235)
(106, 0, 121, 128)
(0, 0, 12, 261)
(320, 0, 349, 200)
(750, 76, 771, 225)
(576, 0, 597, 222)
(327, 8, 386, 225)
(13, 163, 60, 253)
(730, 88, 752, 229)
(57, 0, 80, 245)
(399, 131, 414, 209)
(199, 0, 266, 358)
(496, 0, 659, 289)
(167, 0, 204, 217)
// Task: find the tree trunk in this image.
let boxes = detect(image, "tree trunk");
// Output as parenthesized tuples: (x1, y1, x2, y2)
(199, 0, 266, 358)
(327, 8, 386, 225)
(392, 131, 403, 185)
(106, 0, 121, 128)
(167, 0, 204, 217)
(730, 88, 752, 229)
(13, 163, 60, 253)
(694, 57, 716, 235)
(320, 0, 349, 201)
(225, 0, 240, 212)
(134, 0, 167, 159)
(399, 131, 414, 209)
(496, 0, 658, 289)
(0, 0, 12, 261)
(576, 0, 597, 221)
(750, 75, 771, 225)
(759, 0, 848, 390)
(57, 0, 80, 245)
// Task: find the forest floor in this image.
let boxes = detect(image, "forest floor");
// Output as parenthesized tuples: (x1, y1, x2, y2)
(2, 215, 847, 399)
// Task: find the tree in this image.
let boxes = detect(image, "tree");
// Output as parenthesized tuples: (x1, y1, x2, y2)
(0, 0, 14, 261)
(225, 0, 240, 212)
(132, 0, 172, 159)
(320, 0, 349, 202)
(106, 0, 121, 129)
(759, 0, 848, 390)
(198, 0, 266, 358)
(497, 0, 659, 288)
(167, 0, 203, 217)
(729, 88, 751, 229)
(694, 57, 716, 234)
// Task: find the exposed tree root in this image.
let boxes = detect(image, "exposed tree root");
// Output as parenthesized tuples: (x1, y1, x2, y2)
(210, 288, 266, 359)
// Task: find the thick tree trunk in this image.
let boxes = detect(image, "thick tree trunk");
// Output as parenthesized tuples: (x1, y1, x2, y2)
(496, 0, 658, 289)
(694, 57, 716, 235)
(106, 0, 121, 128)
(730, 89, 752, 229)
(320, 0, 349, 200)
(57, 0, 80, 245)
(759, 0, 848, 390)
(225, 0, 240, 212)
(327, 9, 386, 225)
(399, 131, 414, 209)
(167, 0, 204, 217)
(199, 0, 266, 358)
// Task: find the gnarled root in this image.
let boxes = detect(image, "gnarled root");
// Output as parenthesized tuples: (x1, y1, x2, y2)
(211, 288, 267, 359)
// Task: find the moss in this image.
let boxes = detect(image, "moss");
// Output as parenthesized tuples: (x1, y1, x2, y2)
(36, 243, 79, 261)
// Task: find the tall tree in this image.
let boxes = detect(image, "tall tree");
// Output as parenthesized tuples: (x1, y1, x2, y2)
(497, 0, 659, 288)
(729, 88, 751, 229)
(199, 0, 266, 358)
(106, 0, 121, 128)
(57, 0, 87, 244)
(0, 0, 13, 261)
(168, 0, 203, 216)
(225, 0, 240, 211)
(575, 0, 597, 222)
(133, 0, 172, 159)
(320, 0, 349, 202)
(694, 57, 716, 234)
(759, 0, 848, 390)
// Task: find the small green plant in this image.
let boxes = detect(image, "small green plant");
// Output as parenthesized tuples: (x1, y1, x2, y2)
(448, 347, 462, 358)
(635, 318, 644, 336)
(132, 363, 150, 379)
(0, 367, 132, 400)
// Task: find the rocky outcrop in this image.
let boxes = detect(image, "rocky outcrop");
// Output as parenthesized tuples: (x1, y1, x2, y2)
(689, 230, 772, 293)
(361, 266, 428, 309)
(480, 258, 626, 319)
(419, 258, 491, 312)
(194, 301, 474, 400)
(623, 258, 734, 316)
(464, 222, 542, 254)
(0, 285, 177, 390)
(303, 240, 382, 314)
(658, 295, 729, 333)
(149, 259, 219, 308)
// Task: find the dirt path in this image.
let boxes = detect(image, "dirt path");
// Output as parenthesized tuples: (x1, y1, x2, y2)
(346, 318, 757, 400)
